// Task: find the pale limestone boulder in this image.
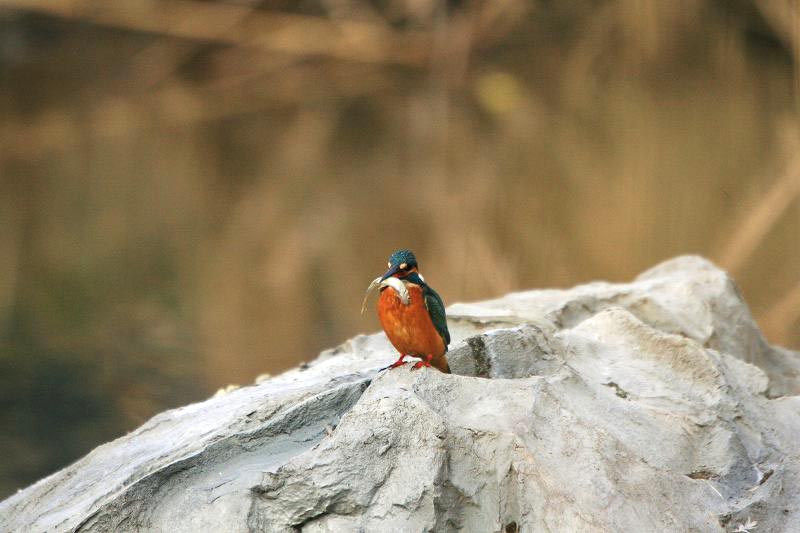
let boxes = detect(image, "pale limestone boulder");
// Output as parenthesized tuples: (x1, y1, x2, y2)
(2, 256, 798, 532)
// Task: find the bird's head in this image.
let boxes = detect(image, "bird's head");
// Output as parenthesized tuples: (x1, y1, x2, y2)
(380, 249, 418, 281)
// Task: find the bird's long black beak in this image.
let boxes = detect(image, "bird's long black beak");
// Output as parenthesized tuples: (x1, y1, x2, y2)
(380, 264, 400, 281)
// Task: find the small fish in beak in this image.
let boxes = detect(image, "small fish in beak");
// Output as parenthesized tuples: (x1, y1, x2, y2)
(381, 277, 410, 305)
(361, 276, 409, 315)
(360, 276, 382, 315)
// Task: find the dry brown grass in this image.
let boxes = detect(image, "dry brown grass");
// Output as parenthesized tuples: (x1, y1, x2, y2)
(717, 125, 800, 273)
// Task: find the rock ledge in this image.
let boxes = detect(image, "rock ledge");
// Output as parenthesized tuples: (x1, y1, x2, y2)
(2, 256, 799, 532)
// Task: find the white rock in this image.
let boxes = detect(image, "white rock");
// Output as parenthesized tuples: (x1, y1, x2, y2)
(1, 256, 798, 532)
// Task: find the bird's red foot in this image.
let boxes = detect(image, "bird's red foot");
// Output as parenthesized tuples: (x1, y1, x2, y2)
(388, 355, 408, 369)
(411, 355, 433, 370)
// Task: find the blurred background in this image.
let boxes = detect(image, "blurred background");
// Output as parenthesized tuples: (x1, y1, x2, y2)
(1, 0, 799, 498)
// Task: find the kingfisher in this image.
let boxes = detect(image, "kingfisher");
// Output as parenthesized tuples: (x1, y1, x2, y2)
(361, 249, 450, 372)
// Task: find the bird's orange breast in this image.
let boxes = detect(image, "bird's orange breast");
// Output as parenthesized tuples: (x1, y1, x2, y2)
(377, 283, 445, 358)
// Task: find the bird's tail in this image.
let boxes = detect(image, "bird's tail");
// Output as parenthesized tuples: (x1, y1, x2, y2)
(434, 355, 450, 374)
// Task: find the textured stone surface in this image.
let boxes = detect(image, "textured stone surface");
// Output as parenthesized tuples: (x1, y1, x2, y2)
(2, 256, 799, 532)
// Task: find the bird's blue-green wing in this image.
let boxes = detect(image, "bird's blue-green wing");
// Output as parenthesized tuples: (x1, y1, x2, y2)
(423, 286, 450, 350)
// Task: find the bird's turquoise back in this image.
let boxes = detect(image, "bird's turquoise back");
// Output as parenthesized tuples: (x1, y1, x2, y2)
(406, 272, 450, 350)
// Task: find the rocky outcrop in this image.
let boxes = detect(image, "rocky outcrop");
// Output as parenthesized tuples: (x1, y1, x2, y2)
(2, 256, 799, 532)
